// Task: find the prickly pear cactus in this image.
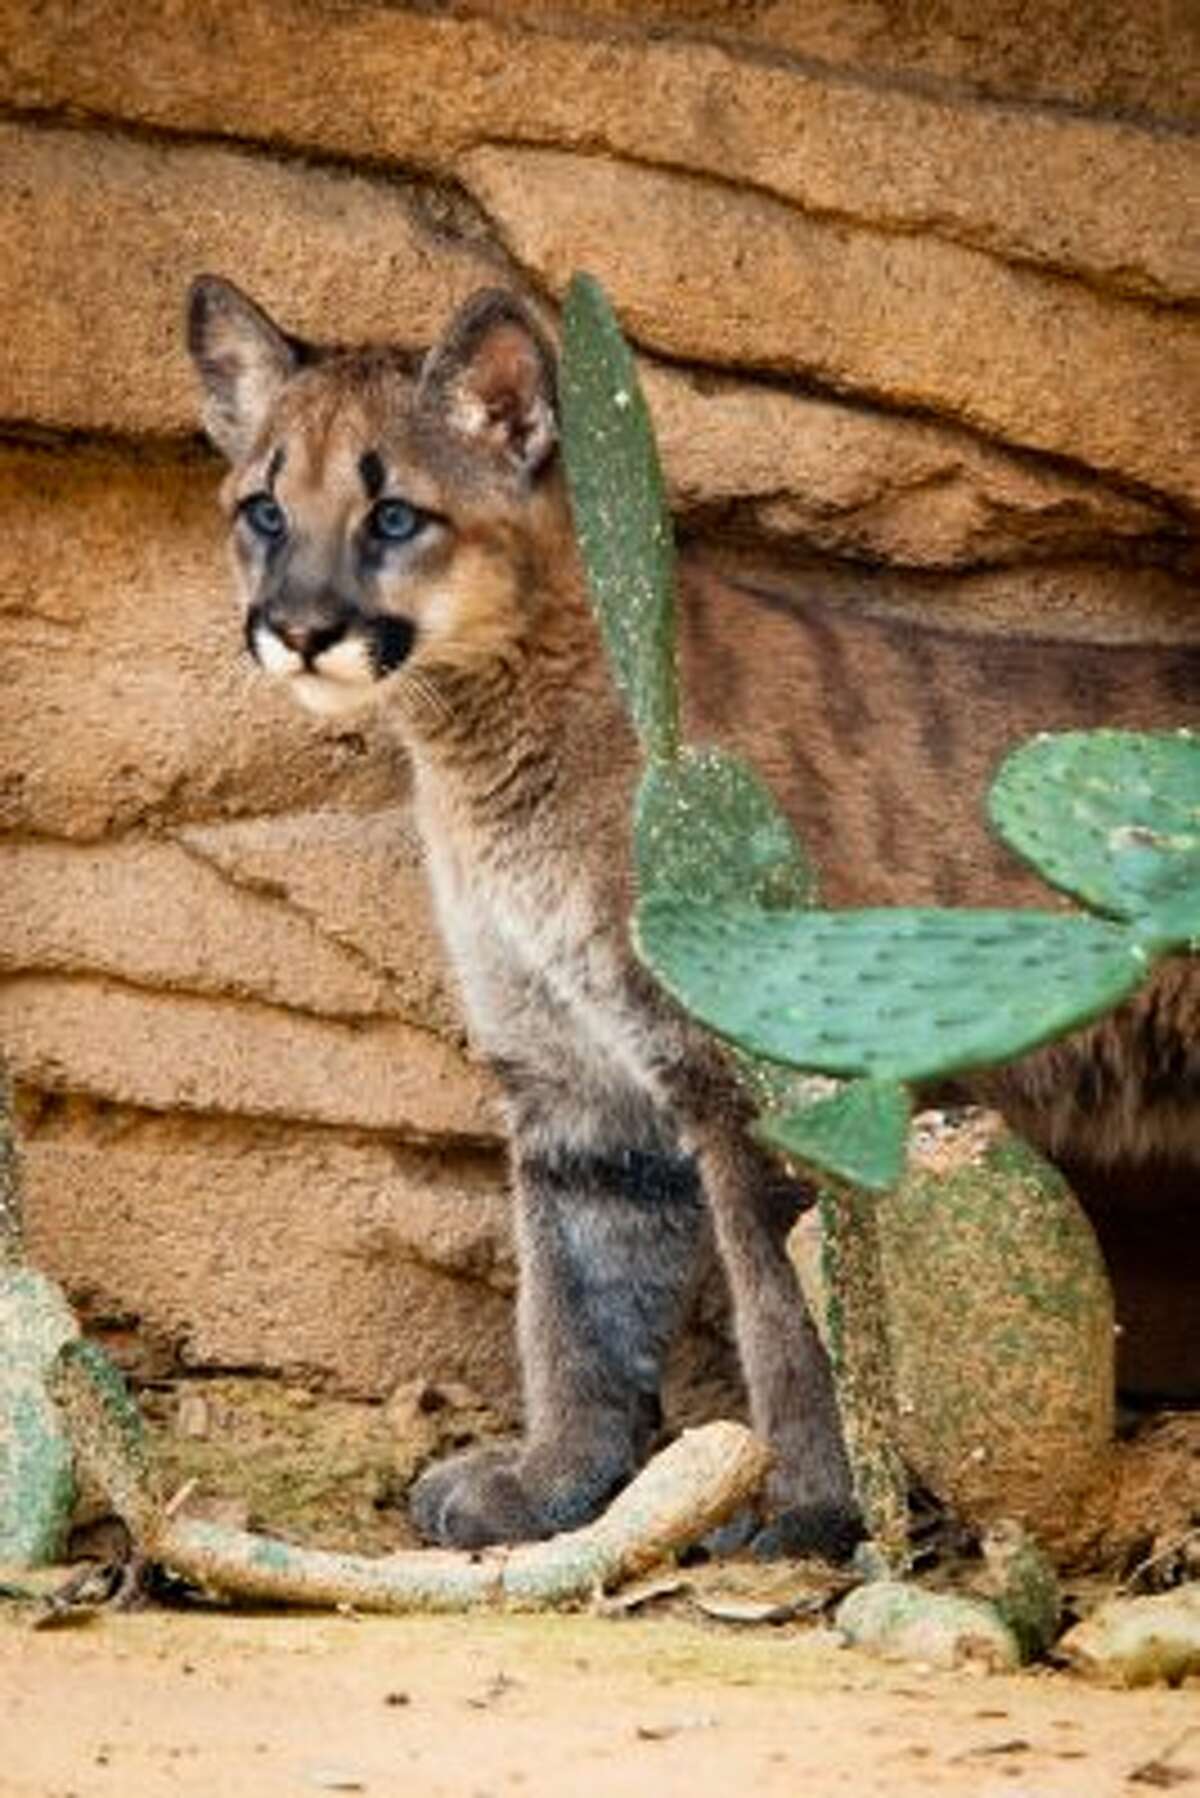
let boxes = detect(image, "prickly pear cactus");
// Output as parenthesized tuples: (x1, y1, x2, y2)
(0, 1075, 80, 1566)
(635, 748, 815, 909)
(562, 272, 817, 1046)
(0, 1268, 80, 1566)
(814, 1174, 909, 1568)
(791, 1112, 1115, 1557)
(629, 730, 1193, 1200)
(51, 1338, 155, 1541)
(759, 1079, 912, 1194)
(989, 728, 1200, 950)
(561, 276, 1194, 1201)
(561, 271, 815, 917)
(560, 272, 679, 764)
(636, 904, 1148, 1082)
(557, 277, 1172, 1577)
(635, 900, 1147, 1186)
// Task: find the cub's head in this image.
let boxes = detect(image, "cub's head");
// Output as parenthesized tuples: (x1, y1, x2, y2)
(186, 277, 562, 719)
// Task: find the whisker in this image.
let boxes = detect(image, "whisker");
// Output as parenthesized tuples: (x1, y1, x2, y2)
(403, 668, 452, 730)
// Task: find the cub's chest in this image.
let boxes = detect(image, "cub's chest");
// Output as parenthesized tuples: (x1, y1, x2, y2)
(416, 791, 601, 969)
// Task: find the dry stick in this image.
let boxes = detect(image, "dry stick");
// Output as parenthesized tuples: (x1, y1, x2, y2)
(52, 1344, 772, 1612)
(157, 1424, 771, 1613)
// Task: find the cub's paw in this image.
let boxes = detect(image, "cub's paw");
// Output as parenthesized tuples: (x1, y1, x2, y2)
(691, 1500, 864, 1565)
(409, 1441, 631, 1548)
(750, 1502, 864, 1563)
(409, 1444, 553, 1549)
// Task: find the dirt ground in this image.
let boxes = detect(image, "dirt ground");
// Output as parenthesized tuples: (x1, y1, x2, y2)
(130, 1375, 1200, 1571)
(3, 1377, 1195, 1797)
(3, 1604, 1198, 1798)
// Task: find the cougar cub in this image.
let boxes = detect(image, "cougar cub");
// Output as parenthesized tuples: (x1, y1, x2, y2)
(188, 277, 1197, 1549)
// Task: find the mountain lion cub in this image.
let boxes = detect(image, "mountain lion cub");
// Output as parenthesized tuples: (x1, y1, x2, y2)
(187, 277, 1197, 1552)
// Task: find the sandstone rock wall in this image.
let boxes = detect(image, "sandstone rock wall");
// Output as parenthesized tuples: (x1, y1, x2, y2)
(1, 1, 1196, 1401)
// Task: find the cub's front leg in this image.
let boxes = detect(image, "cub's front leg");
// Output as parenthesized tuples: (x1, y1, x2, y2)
(410, 1129, 704, 1548)
(684, 1110, 860, 1556)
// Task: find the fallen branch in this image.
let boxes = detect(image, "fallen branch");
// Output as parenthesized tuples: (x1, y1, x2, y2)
(52, 1340, 772, 1613)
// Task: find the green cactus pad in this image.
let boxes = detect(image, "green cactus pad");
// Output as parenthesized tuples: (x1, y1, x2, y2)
(0, 1267, 79, 1565)
(757, 1078, 912, 1192)
(54, 1339, 148, 1476)
(560, 273, 679, 762)
(635, 746, 816, 908)
(989, 729, 1200, 949)
(50, 1338, 154, 1538)
(635, 900, 1148, 1082)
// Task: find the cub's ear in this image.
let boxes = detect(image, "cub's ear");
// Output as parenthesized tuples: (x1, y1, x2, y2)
(417, 290, 557, 482)
(186, 275, 306, 462)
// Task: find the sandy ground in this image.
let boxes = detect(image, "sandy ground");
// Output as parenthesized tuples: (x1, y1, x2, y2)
(4, 1381, 1194, 1795)
(2, 1606, 1196, 1798)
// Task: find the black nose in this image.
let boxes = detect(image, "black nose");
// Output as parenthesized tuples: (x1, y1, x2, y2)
(260, 602, 350, 665)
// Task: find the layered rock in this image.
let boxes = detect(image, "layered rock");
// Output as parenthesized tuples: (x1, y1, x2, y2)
(464, 147, 1199, 507)
(2, 3, 1193, 299)
(457, 1, 1200, 123)
(20, 1111, 514, 1397)
(0, 126, 1184, 564)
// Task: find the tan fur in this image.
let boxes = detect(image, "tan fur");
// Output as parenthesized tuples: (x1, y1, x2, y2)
(188, 277, 1197, 1548)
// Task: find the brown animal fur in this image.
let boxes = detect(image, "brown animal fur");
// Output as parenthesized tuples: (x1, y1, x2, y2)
(187, 278, 1198, 1548)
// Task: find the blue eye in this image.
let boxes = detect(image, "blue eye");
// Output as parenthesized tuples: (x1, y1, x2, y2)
(240, 493, 287, 541)
(369, 499, 422, 544)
